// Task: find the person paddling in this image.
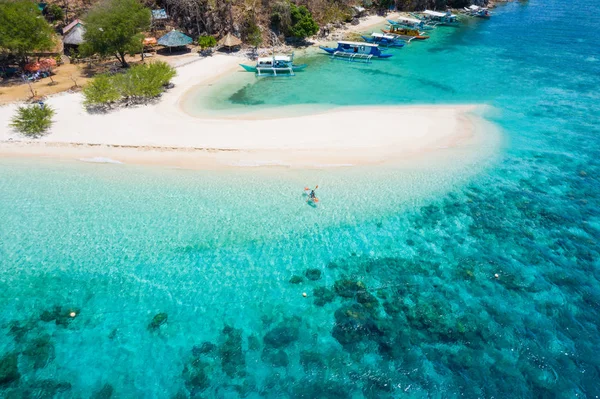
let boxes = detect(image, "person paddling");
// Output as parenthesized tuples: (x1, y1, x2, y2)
(305, 185, 319, 202)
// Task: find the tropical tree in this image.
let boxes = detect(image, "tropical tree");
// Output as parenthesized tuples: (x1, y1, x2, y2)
(197, 35, 217, 49)
(11, 104, 55, 137)
(243, 12, 262, 48)
(46, 4, 65, 22)
(119, 61, 176, 99)
(0, 0, 55, 65)
(288, 4, 319, 39)
(82, 61, 176, 109)
(81, 0, 151, 67)
(82, 74, 121, 109)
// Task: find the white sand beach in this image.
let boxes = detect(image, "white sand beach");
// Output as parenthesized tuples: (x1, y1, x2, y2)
(0, 13, 494, 170)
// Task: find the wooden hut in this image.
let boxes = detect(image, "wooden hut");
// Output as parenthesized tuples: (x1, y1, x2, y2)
(62, 19, 85, 55)
(157, 30, 193, 53)
(219, 33, 242, 52)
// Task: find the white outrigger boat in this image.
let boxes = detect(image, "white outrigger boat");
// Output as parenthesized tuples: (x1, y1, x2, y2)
(388, 16, 435, 31)
(462, 5, 491, 19)
(319, 41, 393, 64)
(239, 54, 307, 76)
(412, 10, 460, 27)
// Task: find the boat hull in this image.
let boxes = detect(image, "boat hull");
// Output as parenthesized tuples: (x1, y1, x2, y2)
(239, 64, 257, 72)
(319, 46, 393, 58)
(360, 36, 405, 48)
(388, 19, 434, 31)
(381, 30, 429, 40)
(239, 63, 307, 73)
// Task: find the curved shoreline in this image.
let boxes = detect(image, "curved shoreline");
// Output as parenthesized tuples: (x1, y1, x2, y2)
(0, 53, 499, 170)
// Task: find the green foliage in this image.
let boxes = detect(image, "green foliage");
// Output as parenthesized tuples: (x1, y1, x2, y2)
(319, 3, 353, 25)
(0, 0, 55, 63)
(10, 104, 55, 137)
(83, 61, 176, 109)
(47, 4, 64, 21)
(270, 1, 291, 33)
(81, 0, 151, 67)
(82, 73, 121, 108)
(376, 0, 396, 10)
(120, 61, 177, 98)
(288, 4, 319, 39)
(243, 13, 262, 47)
(197, 35, 217, 49)
(448, 0, 470, 8)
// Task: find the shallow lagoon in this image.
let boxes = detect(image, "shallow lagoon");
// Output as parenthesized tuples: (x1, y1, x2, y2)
(2, 0, 600, 397)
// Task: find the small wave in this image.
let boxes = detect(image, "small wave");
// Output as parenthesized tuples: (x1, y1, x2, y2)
(585, 56, 597, 63)
(78, 157, 123, 164)
(312, 163, 354, 168)
(229, 160, 291, 167)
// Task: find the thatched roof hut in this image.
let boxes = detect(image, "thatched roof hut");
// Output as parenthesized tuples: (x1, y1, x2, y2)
(63, 23, 86, 46)
(219, 33, 242, 51)
(158, 30, 193, 48)
(63, 19, 82, 34)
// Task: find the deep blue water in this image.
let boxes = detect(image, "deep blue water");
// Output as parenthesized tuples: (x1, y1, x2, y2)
(1, 0, 600, 397)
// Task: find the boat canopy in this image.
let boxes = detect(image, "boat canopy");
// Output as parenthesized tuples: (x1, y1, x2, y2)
(424, 10, 456, 18)
(372, 32, 396, 40)
(397, 16, 422, 24)
(258, 55, 292, 63)
(338, 41, 378, 47)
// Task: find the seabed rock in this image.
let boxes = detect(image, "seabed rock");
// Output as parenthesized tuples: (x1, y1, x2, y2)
(263, 319, 300, 348)
(0, 353, 20, 385)
(289, 275, 304, 284)
(8, 321, 31, 344)
(313, 286, 335, 306)
(192, 341, 217, 357)
(334, 278, 367, 298)
(22, 334, 55, 369)
(23, 379, 72, 397)
(332, 304, 383, 346)
(261, 348, 289, 367)
(356, 291, 379, 311)
(305, 268, 322, 281)
(39, 305, 80, 327)
(92, 383, 114, 399)
(148, 313, 168, 331)
(183, 363, 210, 394)
(299, 351, 325, 372)
(247, 335, 261, 351)
(219, 325, 246, 378)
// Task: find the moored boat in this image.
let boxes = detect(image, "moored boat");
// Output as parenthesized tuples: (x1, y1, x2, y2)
(239, 54, 307, 76)
(388, 16, 435, 31)
(382, 26, 429, 40)
(360, 33, 406, 48)
(462, 5, 491, 19)
(319, 41, 393, 62)
(412, 10, 460, 27)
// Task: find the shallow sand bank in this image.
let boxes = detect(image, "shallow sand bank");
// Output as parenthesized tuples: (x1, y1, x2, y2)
(0, 50, 494, 170)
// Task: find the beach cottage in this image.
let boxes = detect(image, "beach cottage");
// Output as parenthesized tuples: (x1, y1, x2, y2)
(62, 19, 85, 55)
(219, 33, 242, 52)
(157, 30, 193, 53)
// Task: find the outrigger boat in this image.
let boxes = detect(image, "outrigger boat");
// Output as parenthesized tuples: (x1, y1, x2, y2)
(319, 41, 393, 63)
(412, 10, 460, 27)
(462, 5, 491, 19)
(381, 26, 429, 41)
(239, 54, 307, 76)
(360, 33, 406, 48)
(387, 16, 435, 31)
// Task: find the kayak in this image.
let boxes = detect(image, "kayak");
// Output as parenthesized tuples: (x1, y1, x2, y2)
(304, 187, 319, 204)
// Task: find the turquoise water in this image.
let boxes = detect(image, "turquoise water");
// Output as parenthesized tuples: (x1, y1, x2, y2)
(2, 0, 600, 397)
